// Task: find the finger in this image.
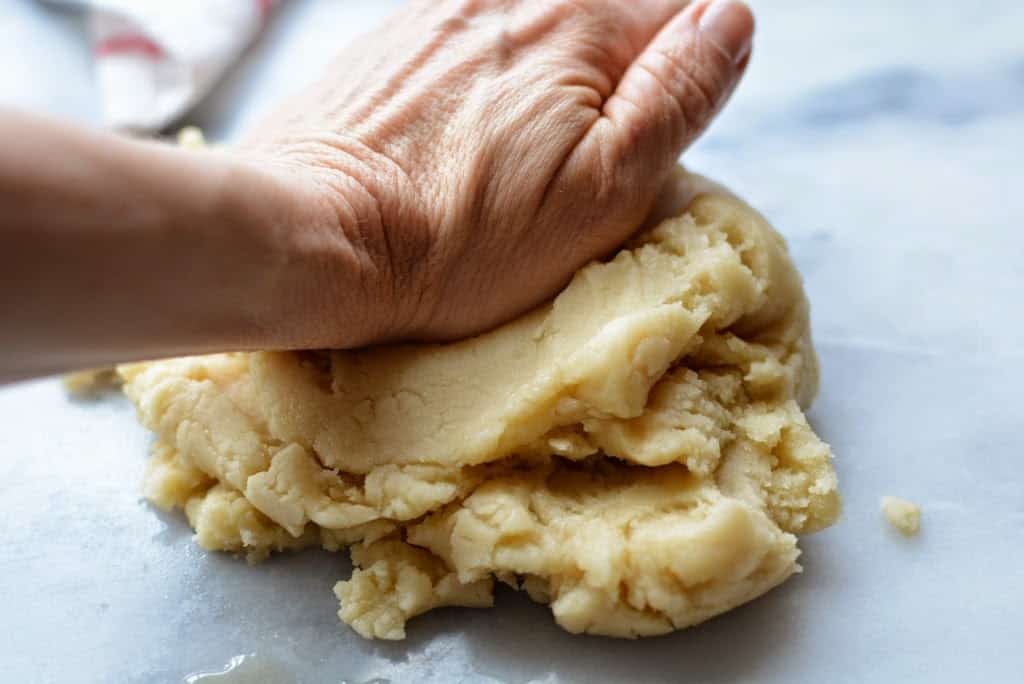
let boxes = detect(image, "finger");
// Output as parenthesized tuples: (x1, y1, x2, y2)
(598, 0, 754, 174)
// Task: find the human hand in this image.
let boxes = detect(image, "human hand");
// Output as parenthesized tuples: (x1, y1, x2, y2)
(242, 0, 754, 347)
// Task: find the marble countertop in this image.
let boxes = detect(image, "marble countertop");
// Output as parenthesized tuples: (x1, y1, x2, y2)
(2, 1, 1022, 682)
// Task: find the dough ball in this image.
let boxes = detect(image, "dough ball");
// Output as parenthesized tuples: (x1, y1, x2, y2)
(121, 168, 840, 639)
(881, 496, 921, 536)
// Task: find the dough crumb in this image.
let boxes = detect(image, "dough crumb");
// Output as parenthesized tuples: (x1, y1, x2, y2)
(880, 496, 921, 536)
(176, 126, 207, 150)
(63, 368, 121, 396)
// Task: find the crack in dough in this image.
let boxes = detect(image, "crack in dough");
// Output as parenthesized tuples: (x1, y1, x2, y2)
(121, 169, 840, 639)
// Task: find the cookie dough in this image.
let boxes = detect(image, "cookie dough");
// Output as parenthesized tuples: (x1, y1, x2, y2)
(62, 368, 120, 396)
(881, 496, 921, 536)
(121, 168, 840, 639)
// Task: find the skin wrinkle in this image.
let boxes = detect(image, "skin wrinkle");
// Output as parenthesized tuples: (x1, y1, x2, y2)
(262, 143, 395, 338)
(316, 136, 430, 338)
(654, 46, 726, 141)
(534, 115, 603, 241)
(552, 36, 622, 102)
(494, 27, 517, 63)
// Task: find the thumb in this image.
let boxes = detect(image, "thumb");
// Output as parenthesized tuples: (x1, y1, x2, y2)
(597, 0, 754, 184)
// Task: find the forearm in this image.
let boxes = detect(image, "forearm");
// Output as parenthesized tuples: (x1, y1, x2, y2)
(0, 111, 363, 382)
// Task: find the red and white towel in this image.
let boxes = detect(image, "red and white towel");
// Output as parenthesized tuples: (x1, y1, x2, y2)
(47, 0, 278, 132)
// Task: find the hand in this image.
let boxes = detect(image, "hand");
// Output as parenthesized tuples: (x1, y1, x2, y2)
(241, 0, 754, 347)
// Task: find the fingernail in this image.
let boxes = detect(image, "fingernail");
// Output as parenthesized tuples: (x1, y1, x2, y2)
(699, 0, 754, 64)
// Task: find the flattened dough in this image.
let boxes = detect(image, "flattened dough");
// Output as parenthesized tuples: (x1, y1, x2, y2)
(121, 168, 840, 639)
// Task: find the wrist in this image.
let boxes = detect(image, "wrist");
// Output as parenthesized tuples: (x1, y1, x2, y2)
(229, 150, 397, 349)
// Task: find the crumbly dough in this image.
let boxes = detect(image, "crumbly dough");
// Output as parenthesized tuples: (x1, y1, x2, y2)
(880, 496, 921, 536)
(63, 368, 120, 396)
(176, 126, 208, 151)
(120, 168, 840, 639)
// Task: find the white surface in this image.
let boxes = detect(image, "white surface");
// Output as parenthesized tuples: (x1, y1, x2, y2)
(2, 1, 1023, 682)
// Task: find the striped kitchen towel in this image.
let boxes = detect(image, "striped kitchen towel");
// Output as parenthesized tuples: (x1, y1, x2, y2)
(46, 0, 278, 132)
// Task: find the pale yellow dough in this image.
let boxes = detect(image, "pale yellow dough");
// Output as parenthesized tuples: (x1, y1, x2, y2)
(120, 169, 840, 640)
(880, 496, 921, 536)
(63, 368, 120, 395)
